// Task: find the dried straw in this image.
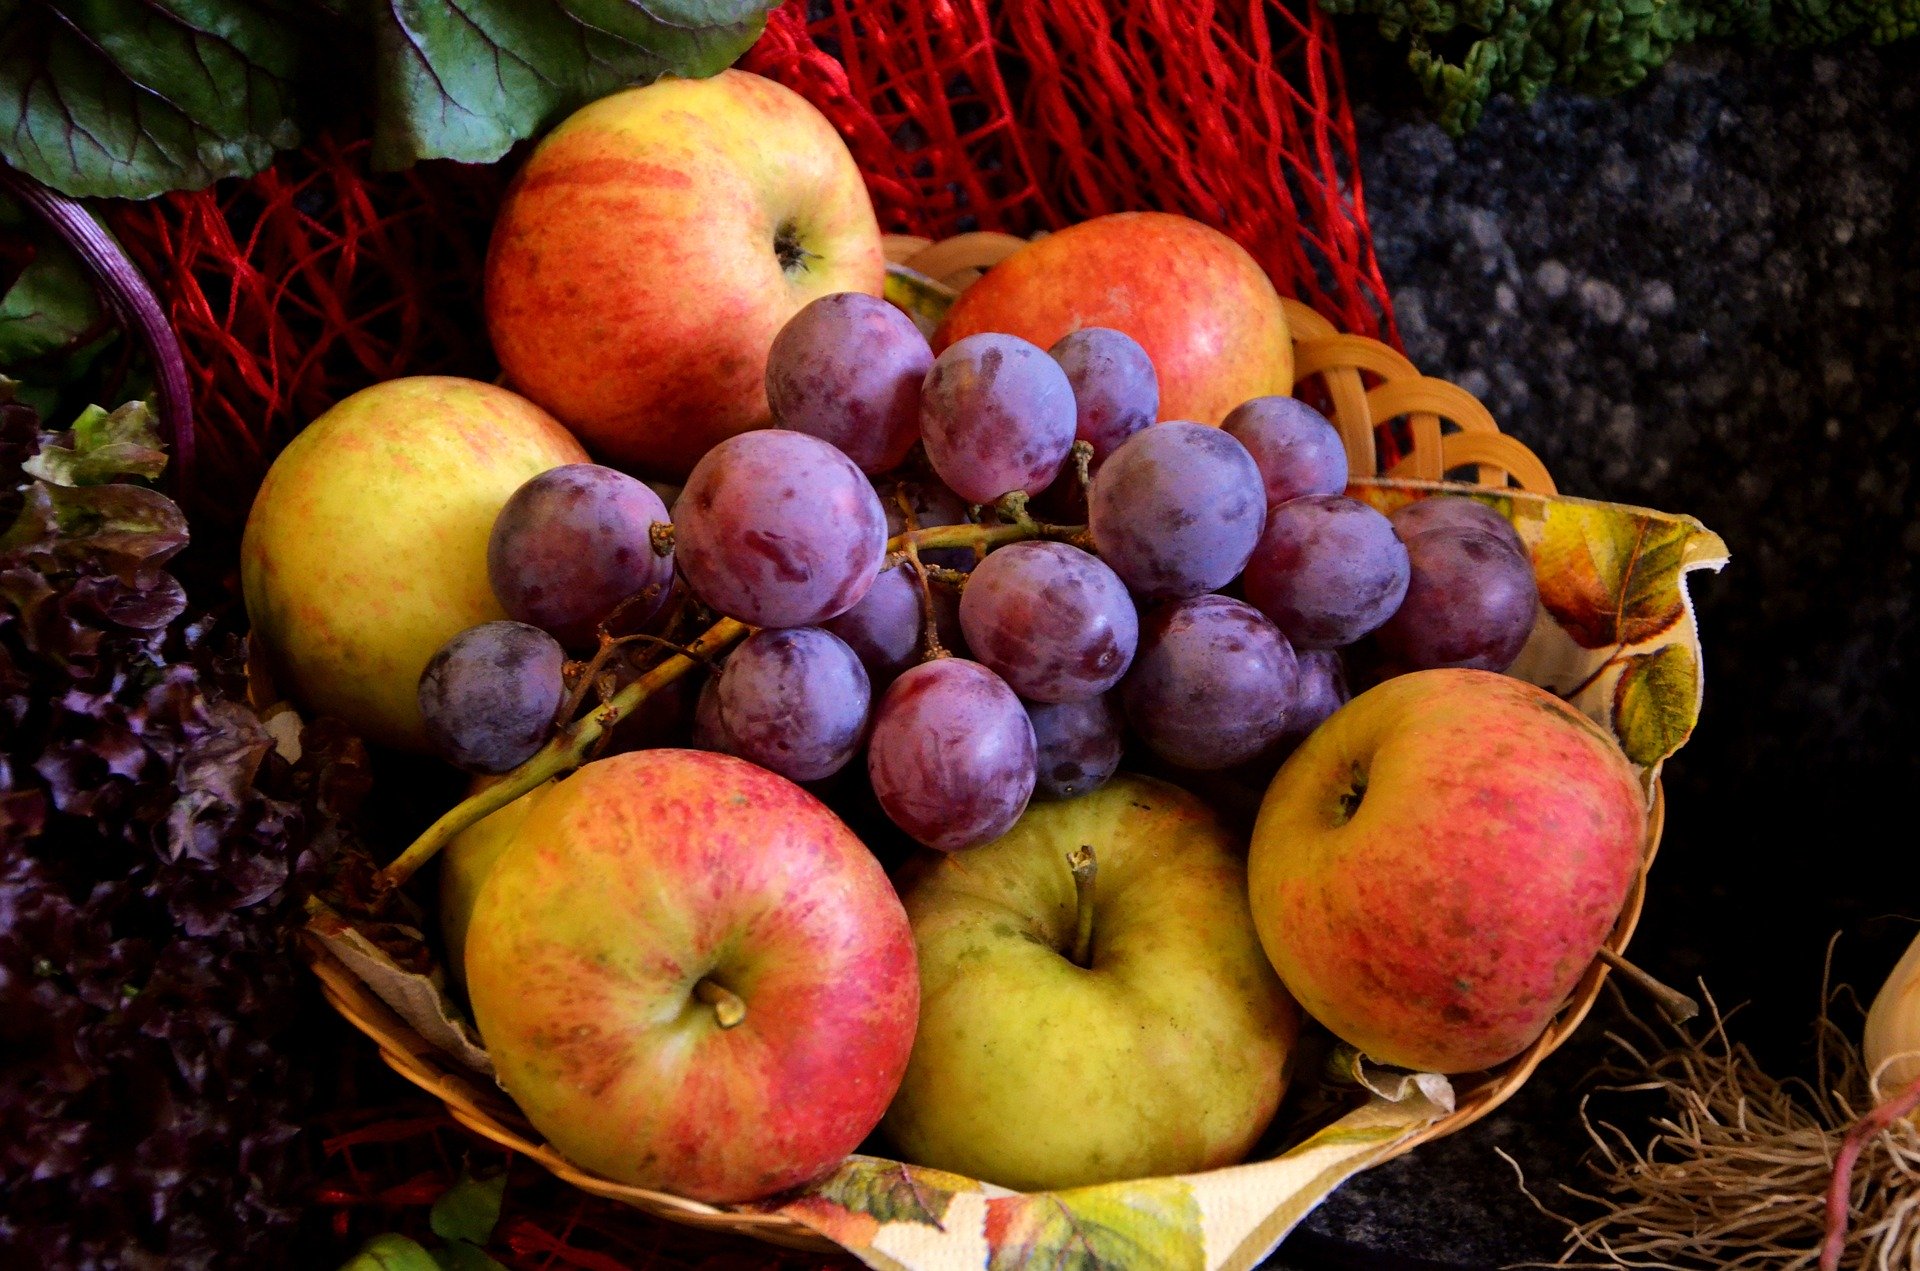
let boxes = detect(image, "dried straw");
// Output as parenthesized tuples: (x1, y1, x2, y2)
(1505, 970, 1920, 1270)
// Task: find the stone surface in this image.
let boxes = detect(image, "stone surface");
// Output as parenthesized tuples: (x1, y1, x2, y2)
(1268, 38, 1920, 1268)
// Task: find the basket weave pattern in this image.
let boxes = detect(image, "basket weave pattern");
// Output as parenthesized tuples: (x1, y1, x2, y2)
(303, 234, 1664, 1255)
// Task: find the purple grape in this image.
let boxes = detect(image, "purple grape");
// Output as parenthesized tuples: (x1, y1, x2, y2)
(878, 475, 976, 572)
(1089, 422, 1266, 602)
(1271, 649, 1349, 757)
(1389, 495, 1526, 557)
(714, 627, 871, 782)
(488, 464, 674, 649)
(1121, 595, 1299, 770)
(1375, 528, 1539, 672)
(1242, 495, 1410, 649)
(691, 674, 730, 751)
(674, 430, 887, 627)
(418, 621, 565, 773)
(920, 333, 1077, 504)
(766, 293, 932, 474)
(867, 658, 1036, 851)
(958, 541, 1137, 702)
(1048, 327, 1158, 465)
(1027, 694, 1125, 800)
(820, 562, 963, 685)
(1222, 396, 1349, 506)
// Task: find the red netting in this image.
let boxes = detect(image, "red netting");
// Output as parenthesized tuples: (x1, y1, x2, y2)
(104, 0, 1394, 531)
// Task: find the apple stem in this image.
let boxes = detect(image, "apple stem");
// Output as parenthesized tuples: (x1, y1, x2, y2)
(1595, 947, 1699, 1023)
(376, 518, 1087, 892)
(693, 977, 748, 1029)
(1067, 845, 1097, 968)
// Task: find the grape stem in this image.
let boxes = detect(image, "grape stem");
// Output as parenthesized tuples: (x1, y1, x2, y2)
(1067, 845, 1097, 968)
(375, 516, 1086, 890)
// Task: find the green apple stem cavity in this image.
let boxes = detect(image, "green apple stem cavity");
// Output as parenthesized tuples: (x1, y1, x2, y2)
(378, 517, 1087, 890)
(693, 976, 748, 1029)
(1067, 845, 1098, 968)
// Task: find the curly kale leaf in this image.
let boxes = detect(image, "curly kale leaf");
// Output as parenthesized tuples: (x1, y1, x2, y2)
(1325, 0, 1919, 133)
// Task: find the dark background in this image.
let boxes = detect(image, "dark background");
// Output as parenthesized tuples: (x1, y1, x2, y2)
(1270, 37, 1920, 1267)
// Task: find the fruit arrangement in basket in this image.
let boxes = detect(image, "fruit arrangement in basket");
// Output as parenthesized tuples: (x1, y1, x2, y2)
(241, 71, 1725, 1266)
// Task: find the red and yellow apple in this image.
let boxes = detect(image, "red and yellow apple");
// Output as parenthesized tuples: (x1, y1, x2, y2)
(241, 376, 586, 750)
(464, 749, 918, 1203)
(485, 70, 885, 478)
(883, 775, 1298, 1191)
(1248, 669, 1647, 1074)
(935, 212, 1293, 424)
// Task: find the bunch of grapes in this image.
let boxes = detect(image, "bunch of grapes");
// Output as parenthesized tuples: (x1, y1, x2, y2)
(418, 293, 1540, 854)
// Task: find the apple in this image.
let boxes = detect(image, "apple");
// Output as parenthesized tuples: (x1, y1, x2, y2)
(1248, 669, 1647, 1074)
(439, 778, 550, 990)
(241, 377, 586, 751)
(464, 749, 918, 1203)
(935, 212, 1293, 425)
(485, 70, 885, 479)
(882, 774, 1298, 1191)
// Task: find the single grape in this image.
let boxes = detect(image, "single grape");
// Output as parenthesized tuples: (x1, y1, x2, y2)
(878, 475, 976, 572)
(1089, 422, 1266, 602)
(958, 541, 1138, 702)
(691, 674, 730, 752)
(1027, 694, 1125, 800)
(714, 627, 871, 782)
(418, 621, 566, 774)
(1121, 595, 1299, 770)
(1242, 495, 1410, 649)
(1048, 327, 1158, 465)
(821, 562, 962, 685)
(766, 293, 932, 474)
(674, 430, 887, 627)
(1271, 648, 1349, 758)
(920, 333, 1077, 504)
(1389, 495, 1526, 557)
(488, 464, 674, 648)
(867, 658, 1036, 851)
(1375, 528, 1539, 672)
(1222, 396, 1348, 506)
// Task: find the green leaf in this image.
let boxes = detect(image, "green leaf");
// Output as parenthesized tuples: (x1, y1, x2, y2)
(809, 1157, 959, 1229)
(1611, 642, 1698, 767)
(0, 0, 305, 198)
(1533, 503, 1690, 650)
(983, 1178, 1205, 1271)
(428, 1168, 507, 1247)
(23, 402, 168, 487)
(0, 480, 189, 568)
(431, 1243, 509, 1271)
(368, 0, 776, 170)
(337, 1233, 442, 1271)
(0, 201, 111, 368)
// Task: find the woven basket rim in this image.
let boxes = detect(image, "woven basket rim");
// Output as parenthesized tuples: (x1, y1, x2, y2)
(304, 238, 1670, 1256)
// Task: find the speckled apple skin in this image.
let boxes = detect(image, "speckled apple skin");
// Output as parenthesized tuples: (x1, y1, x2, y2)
(240, 376, 587, 750)
(484, 70, 885, 479)
(935, 212, 1294, 425)
(464, 750, 919, 1204)
(884, 775, 1299, 1191)
(1248, 669, 1647, 1074)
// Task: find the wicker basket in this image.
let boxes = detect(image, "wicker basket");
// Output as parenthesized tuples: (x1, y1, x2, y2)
(301, 230, 1666, 1257)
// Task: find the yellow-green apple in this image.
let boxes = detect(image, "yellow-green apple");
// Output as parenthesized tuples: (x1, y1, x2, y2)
(882, 774, 1298, 1190)
(935, 212, 1293, 425)
(439, 777, 550, 990)
(464, 749, 918, 1203)
(241, 377, 586, 750)
(1248, 669, 1646, 1074)
(485, 70, 885, 478)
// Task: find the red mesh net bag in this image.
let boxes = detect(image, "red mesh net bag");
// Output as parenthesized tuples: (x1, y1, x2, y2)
(105, 0, 1393, 532)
